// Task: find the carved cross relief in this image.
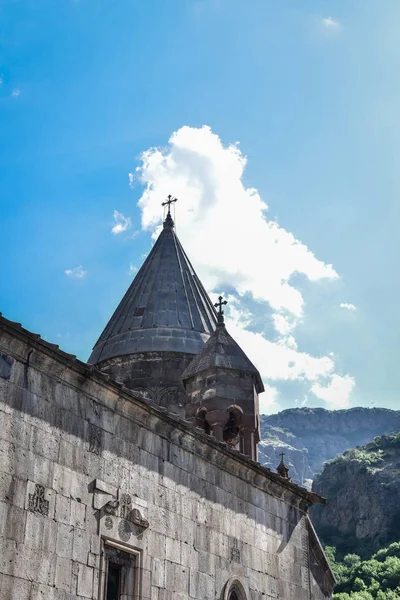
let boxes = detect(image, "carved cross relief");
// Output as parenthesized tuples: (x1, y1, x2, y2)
(28, 484, 49, 517)
(88, 422, 102, 455)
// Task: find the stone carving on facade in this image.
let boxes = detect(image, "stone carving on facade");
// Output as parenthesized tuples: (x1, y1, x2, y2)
(104, 498, 119, 515)
(88, 422, 102, 455)
(133, 386, 179, 407)
(28, 484, 49, 516)
(230, 538, 241, 562)
(119, 493, 132, 519)
(131, 508, 149, 529)
(118, 518, 132, 542)
(97, 485, 149, 535)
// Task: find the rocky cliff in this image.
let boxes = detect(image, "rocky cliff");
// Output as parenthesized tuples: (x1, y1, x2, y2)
(311, 433, 400, 558)
(258, 407, 400, 488)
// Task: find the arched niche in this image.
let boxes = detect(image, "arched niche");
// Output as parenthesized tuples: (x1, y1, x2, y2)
(223, 405, 243, 446)
(222, 577, 248, 600)
(195, 406, 211, 435)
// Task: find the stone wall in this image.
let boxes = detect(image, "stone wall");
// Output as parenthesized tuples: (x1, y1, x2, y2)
(0, 319, 333, 600)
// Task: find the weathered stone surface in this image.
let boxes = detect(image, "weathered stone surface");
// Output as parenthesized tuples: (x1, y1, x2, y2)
(0, 316, 333, 599)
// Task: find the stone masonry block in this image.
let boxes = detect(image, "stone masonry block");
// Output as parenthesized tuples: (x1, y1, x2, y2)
(0, 573, 32, 600)
(0, 538, 18, 576)
(189, 569, 214, 599)
(152, 558, 165, 588)
(146, 531, 166, 560)
(55, 555, 72, 592)
(53, 492, 69, 524)
(0, 469, 12, 503)
(73, 527, 90, 564)
(5, 505, 27, 543)
(77, 564, 94, 598)
(166, 537, 180, 564)
(24, 511, 45, 548)
(56, 522, 73, 558)
(70, 499, 86, 528)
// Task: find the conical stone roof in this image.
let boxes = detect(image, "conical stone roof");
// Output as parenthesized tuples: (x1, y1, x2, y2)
(88, 213, 218, 365)
(182, 321, 264, 393)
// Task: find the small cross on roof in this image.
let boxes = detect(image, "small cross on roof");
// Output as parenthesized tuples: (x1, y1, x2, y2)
(214, 295, 227, 324)
(214, 295, 227, 315)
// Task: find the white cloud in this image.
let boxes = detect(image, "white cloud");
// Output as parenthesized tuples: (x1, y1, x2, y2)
(321, 16, 342, 31)
(259, 383, 279, 414)
(312, 374, 355, 409)
(134, 125, 354, 412)
(340, 302, 357, 311)
(111, 210, 131, 235)
(11, 89, 20, 97)
(272, 312, 296, 336)
(128, 173, 134, 188)
(137, 125, 338, 318)
(295, 396, 309, 408)
(225, 299, 334, 384)
(65, 265, 86, 279)
(129, 264, 138, 276)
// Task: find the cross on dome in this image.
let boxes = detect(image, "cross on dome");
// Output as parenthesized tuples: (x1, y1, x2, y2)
(162, 194, 178, 214)
(162, 195, 177, 229)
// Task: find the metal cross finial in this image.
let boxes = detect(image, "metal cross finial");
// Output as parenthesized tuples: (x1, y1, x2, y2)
(279, 452, 285, 462)
(214, 295, 227, 324)
(214, 295, 227, 315)
(162, 194, 178, 214)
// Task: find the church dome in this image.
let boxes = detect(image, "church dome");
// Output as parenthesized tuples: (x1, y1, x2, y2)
(88, 209, 217, 366)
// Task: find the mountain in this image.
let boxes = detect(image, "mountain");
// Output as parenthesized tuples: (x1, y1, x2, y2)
(259, 407, 400, 488)
(311, 432, 400, 559)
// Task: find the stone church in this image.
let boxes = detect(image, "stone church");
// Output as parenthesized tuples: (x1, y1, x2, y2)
(0, 202, 335, 599)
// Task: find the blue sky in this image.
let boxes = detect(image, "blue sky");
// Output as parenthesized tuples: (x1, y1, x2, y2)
(1, 0, 400, 413)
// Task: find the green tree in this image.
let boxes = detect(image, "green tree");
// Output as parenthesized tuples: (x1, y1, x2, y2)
(376, 590, 400, 599)
(344, 554, 362, 569)
(353, 578, 367, 592)
(350, 591, 374, 600)
(375, 543, 400, 561)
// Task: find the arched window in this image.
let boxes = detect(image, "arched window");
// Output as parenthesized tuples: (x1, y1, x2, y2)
(222, 578, 247, 600)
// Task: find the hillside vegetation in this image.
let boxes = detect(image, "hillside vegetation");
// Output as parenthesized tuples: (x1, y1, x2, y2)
(327, 542, 400, 599)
